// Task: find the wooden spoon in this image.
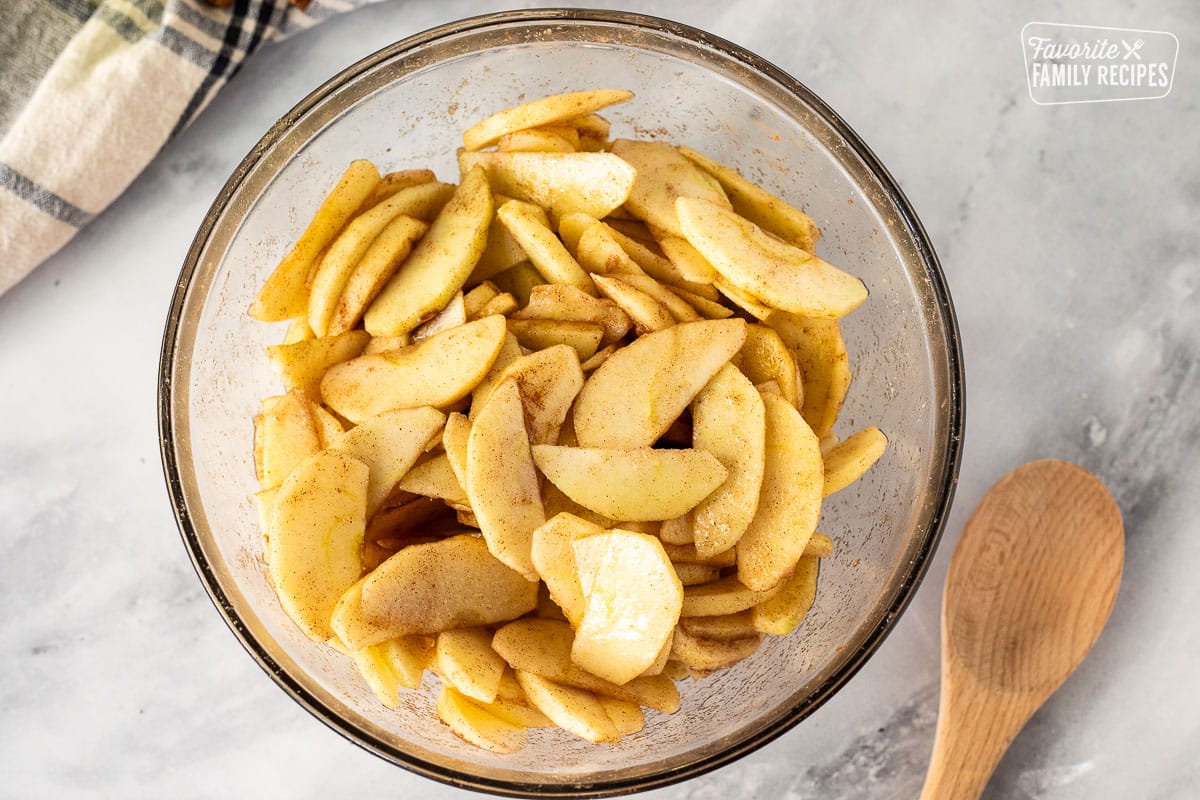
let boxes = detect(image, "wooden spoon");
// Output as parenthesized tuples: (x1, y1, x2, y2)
(919, 459, 1124, 800)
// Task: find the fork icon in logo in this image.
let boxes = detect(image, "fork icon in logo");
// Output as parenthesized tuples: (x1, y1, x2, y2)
(1122, 38, 1145, 60)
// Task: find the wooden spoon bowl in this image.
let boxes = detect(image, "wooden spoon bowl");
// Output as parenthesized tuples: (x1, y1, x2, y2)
(920, 459, 1124, 800)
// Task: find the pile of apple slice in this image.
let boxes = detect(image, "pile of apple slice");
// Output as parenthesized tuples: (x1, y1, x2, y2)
(248, 89, 888, 752)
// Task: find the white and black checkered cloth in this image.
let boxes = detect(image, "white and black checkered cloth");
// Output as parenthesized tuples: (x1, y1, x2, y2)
(0, 0, 370, 295)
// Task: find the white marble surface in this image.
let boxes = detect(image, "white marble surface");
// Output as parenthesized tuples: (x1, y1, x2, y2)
(1, 0, 1197, 797)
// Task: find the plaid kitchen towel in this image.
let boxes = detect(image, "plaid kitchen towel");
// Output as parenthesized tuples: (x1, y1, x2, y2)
(0, 0, 375, 296)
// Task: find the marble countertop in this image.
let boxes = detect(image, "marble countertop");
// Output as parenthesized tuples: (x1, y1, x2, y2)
(2, 1, 1197, 797)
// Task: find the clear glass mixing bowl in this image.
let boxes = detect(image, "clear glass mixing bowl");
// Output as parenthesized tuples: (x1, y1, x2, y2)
(159, 9, 963, 796)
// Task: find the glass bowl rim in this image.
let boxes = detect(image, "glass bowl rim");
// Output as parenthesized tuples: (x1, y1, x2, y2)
(158, 7, 965, 797)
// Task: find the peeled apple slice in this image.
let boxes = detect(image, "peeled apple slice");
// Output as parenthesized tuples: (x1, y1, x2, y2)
(267, 449, 369, 642)
(572, 318, 747, 449)
(458, 151, 635, 221)
(570, 530, 684, 685)
(437, 686, 527, 754)
(334, 535, 537, 648)
(364, 166, 493, 336)
(676, 196, 867, 319)
(320, 314, 507, 423)
(466, 380, 546, 579)
(329, 406, 445, 517)
(735, 393, 823, 591)
(513, 671, 621, 744)
(463, 89, 633, 151)
(690, 363, 766, 557)
(532, 445, 727, 522)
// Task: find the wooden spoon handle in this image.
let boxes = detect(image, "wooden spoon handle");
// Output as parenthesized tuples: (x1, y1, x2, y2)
(918, 673, 1033, 800)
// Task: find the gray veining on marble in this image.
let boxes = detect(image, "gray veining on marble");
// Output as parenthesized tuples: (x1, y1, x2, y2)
(1, 0, 1197, 797)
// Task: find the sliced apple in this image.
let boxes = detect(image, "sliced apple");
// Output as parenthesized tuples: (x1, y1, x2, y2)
(469, 331, 523, 416)
(804, 532, 835, 558)
(396, 451, 468, 507)
(362, 333, 410, 355)
(352, 635, 434, 708)
(673, 563, 719, 587)
(670, 625, 762, 673)
(437, 686, 527, 754)
(653, 228, 719, 284)
(513, 671, 621, 744)
(573, 318, 747, 449)
(320, 314, 507, 423)
(484, 344, 584, 445)
(673, 286, 735, 320)
(639, 633, 674, 677)
(283, 316, 314, 344)
(482, 694, 554, 729)
(477, 292, 518, 317)
(458, 151, 635, 220)
(466, 380, 545, 579)
(599, 697, 645, 736)
(662, 542, 736, 567)
(822, 426, 888, 496)
(678, 145, 820, 252)
(736, 393, 823, 591)
(567, 112, 611, 140)
(659, 513, 694, 545)
(309, 402, 345, 448)
(591, 274, 675, 334)
(678, 611, 758, 641)
(751, 553, 820, 635)
(462, 282, 500, 318)
(364, 166, 493, 336)
(366, 494, 451, 547)
(541, 481, 614, 530)
(463, 89, 633, 151)
(412, 290, 466, 341)
(607, 273, 702, 323)
(609, 139, 730, 237)
(676, 197, 867, 319)
(366, 168, 437, 205)
(739, 324, 800, 408)
(267, 449, 368, 641)
(250, 160, 380, 322)
(497, 127, 578, 153)
(690, 363, 766, 556)
(557, 211, 597, 254)
(511, 283, 631, 345)
(266, 329, 370, 399)
(436, 627, 507, 704)
(257, 390, 321, 490)
(334, 534, 536, 649)
(321, 187, 452, 335)
(579, 344, 617, 373)
(492, 619, 681, 713)
(441, 412, 471, 487)
(470, 204, 538, 285)
(681, 574, 778, 617)
(532, 445, 727, 522)
(601, 223, 683, 285)
(329, 406, 445, 516)
(570, 530, 683, 685)
(307, 185, 447, 336)
(534, 583, 569, 622)
(763, 311, 851, 438)
(497, 199, 595, 293)
(490, 261, 545, 307)
(530, 513, 604, 623)
(575, 219, 646, 276)
(506, 318, 603, 361)
(713, 275, 773, 320)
